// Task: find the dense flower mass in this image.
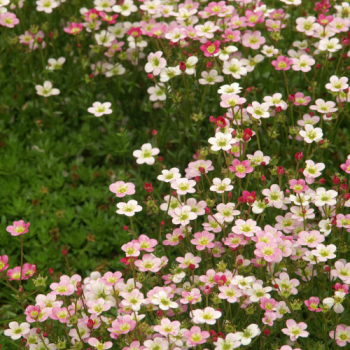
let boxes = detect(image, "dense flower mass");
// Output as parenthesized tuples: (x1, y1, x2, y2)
(1, 0, 350, 349)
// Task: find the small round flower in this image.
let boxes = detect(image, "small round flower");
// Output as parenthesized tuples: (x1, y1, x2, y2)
(210, 178, 233, 193)
(116, 200, 142, 216)
(88, 102, 113, 117)
(133, 143, 160, 165)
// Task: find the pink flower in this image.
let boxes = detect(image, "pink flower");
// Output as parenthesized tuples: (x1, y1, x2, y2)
(289, 179, 308, 193)
(184, 326, 210, 346)
(134, 254, 162, 272)
(109, 181, 135, 197)
(123, 341, 145, 350)
(108, 315, 136, 337)
(50, 280, 75, 296)
(163, 229, 185, 246)
(176, 253, 201, 269)
(64, 22, 84, 35)
(222, 28, 241, 42)
(200, 40, 220, 57)
(340, 159, 350, 174)
(204, 1, 228, 15)
(121, 242, 141, 257)
(126, 27, 142, 38)
(266, 19, 285, 31)
(25, 304, 52, 323)
(293, 92, 311, 106)
(331, 261, 350, 283)
(232, 219, 260, 237)
(282, 319, 309, 341)
(132, 234, 157, 252)
(229, 159, 253, 178)
(223, 233, 248, 249)
(218, 285, 242, 303)
(260, 297, 277, 311)
(154, 318, 181, 336)
(262, 311, 277, 326)
(87, 298, 111, 315)
(50, 307, 71, 323)
(100, 12, 119, 24)
(291, 55, 315, 73)
(298, 230, 324, 248)
(242, 30, 266, 50)
(0, 255, 9, 272)
(304, 297, 322, 312)
(245, 10, 264, 27)
(180, 288, 202, 304)
(100, 271, 123, 286)
(7, 266, 22, 281)
(0, 12, 20, 28)
(271, 56, 292, 70)
(88, 338, 113, 349)
(310, 99, 337, 114)
(220, 94, 246, 108)
(255, 242, 283, 262)
(6, 220, 30, 236)
(329, 325, 350, 347)
(22, 263, 36, 280)
(171, 178, 196, 195)
(191, 231, 215, 250)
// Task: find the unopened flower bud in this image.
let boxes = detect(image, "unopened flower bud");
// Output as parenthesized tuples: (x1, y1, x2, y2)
(205, 207, 211, 214)
(199, 167, 205, 173)
(158, 156, 163, 162)
(152, 129, 157, 136)
(342, 37, 349, 46)
(189, 264, 196, 270)
(209, 116, 216, 123)
(206, 61, 213, 68)
(62, 249, 68, 256)
(87, 319, 94, 329)
(332, 175, 340, 185)
(344, 193, 350, 200)
(147, 73, 154, 79)
(48, 268, 54, 275)
(288, 94, 295, 102)
(160, 221, 165, 226)
(144, 182, 154, 193)
(228, 192, 232, 198)
(237, 259, 243, 266)
(261, 174, 266, 181)
(325, 266, 331, 272)
(294, 151, 303, 160)
(285, 189, 290, 195)
(36, 329, 41, 334)
(263, 329, 270, 336)
(277, 166, 284, 176)
(275, 106, 282, 113)
(319, 178, 326, 184)
(179, 61, 186, 71)
(195, 176, 201, 182)
(123, 225, 129, 231)
(203, 286, 211, 295)
(261, 161, 266, 166)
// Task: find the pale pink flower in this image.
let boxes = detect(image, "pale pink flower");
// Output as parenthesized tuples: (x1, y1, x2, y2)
(262, 184, 284, 209)
(117, 200, 142, 216)
(303, 160, 325, 183)
(50, 280, 75, 296)
(310, 99, 337, 114)
(191, 231, 215, 250)
(172, 206, 197, 225)
(133, 234, 157, 252)
(4, 322, 30, 340)
(329, 325, 350, 347)
(293, 92, 311, 106)
(232, 219, 260, 237)
(262, 311, 277, 326)
(120, 289, 145, 311)
(88, 338, 113, 349)
(291, 54, 315, 72)
(312, 244, 337, 261)
(254, 242, 283, 262)
(242, 30, 266, 50)
(180, 288, 202, 304)
(109, 181, 135, 197)
(289, 179, 308, 193)
(163, 229, 185, 246)
(247, 150, 270, 165)
(121, 242, 141, 257)
(133, 143, 160, 165)
(210, 178, 233, 193)
(143, 338, 168, 350)
(154, 318, 180, 336)
(340, 159, 350, 174)
(100, 271, 123, 286)
(246, 101, 270, 119)
(223, 233, 248, 249)
(171, 178, 196, 195)
(208, 132, 236, 151)
(274, 272, 300, 295)
(331, 261, 350, 283)
(216, 203, 240, 222)
(191, 307, 222, 325)
(145, 51, 167, 76)
(325, 75, 349, 92)
(220, 94, 246, 108)
(271, 56, 292, 70)
(297, 114, 320, 126)
(298, 230, 324, 248)
(108, 315, 136, 337)
(282, 319, 309, 341)
(304, 297, 322, 312)
(87, 298, 111, 315)
(0, 12, 20, 28)
(50, 307, 71, 323)
(218, 285, 242, 303)
(135, 254, 162, 272)
(176, 253, 201, 269)
(0, 255, 9, 272)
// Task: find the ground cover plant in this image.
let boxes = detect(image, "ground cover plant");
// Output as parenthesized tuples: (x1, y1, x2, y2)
(1, 0, 350, 349)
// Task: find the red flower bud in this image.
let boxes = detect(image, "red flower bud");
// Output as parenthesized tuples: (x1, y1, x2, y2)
(285, 189, 290, 195)
(87, 319, 94, 329)
(261, 174, 266, 181)
(152, 129, 158, 136)
(205, 207, 211, 214)
(210, 330, 217, 336)
(319, 178, 326, 184)
(264, 329, 270, 336)
(261, 161, 266, 166)
(144, 182, 154, 193)
(89, 74, 94, 79)
(198, 167, 205, 173)
(203, 286, 211, 295)
(209, 116, 216, 123)
(160, 221, 165, 226)
(273, 283, 279, 289)
(76, 290, 82, 296)
(62, 249, 68, 256)
(36, 329, 41, 334)
(231, 130, 237, 137)
(179, 61, 186, 71)
(277, 166, 284, 176)
(37, 37, 43, 43)
(147, 73, 154, 79)
(309, 111, 314, 116)
(342, 37, 349, 46)
(158, 156, 163, 162)
(275, 106, 282, 113)
(242, 132, 251, 142)
(156, 310, 163, 317)
(123, 225, 129, 231)
(48, 268, 54, 275)
(299, 168, 304, 174)
(316, 63, 321, 69)
(49, 32, 54, 37)
(228, 192, 232, 197)
(195, 176, 201, 182)
(344, 193, 350, 200)
(43, 332, 48, 337)
(189, 264, 196, 270)
(332, 175, 340, 185)
(237, 259, 243, 265)
(340, 184, 347, 190)
(325, 266, 331, 272)
(294, 151, 303, 160)
(206, 61, 213, 68)
(288, 94, 295, 102)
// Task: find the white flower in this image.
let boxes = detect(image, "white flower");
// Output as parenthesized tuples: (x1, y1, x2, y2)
(261, 45, 278, 57)
(218, 46, 238, 61)
(195, 21, 220, 39)
(323, 292, 346, 313)
(94, 0, 116, 12)
(147, 83, 168, 102)
(0, 0, 10, 7)
(231, 276, 255, 289)
(252, 200, 268, 214)
(35, 81, 60, 97)
(46, 57, 65, 70)
(246, 282, 272, 302)
(246, 102, 270, 119)
(299, 124, 323, 143)
(222, 58, 247, 79)
(160, 66, 181, 82)
(318, 38, 342, 52)
(198, 69, 224, 85)
(171, 178, 196, 195)
(210, 178, 233, 193)
(310, 99, 337, 114)
(4, 322, 30, 340)
(116, 200, 142, 216)
(208, 132, 236, 151)
(312, 244, 337, 262)
(144, 337, 169, 350)
(172, 206, 197, 225)
(87, 102, 113, 117)
(152, 291, 178, 310)
(235, 324, 260, 345)
(185, 56, 198, 75)
(133, 143, 160, 165)
(145, 51, 167, 76)
(157, 168, 181, 182)
(105, 63, 126, 77)
(325, 75, 349, 92)
(112, 0, 137, 16)
(213, 333, 241, 350)
(241, 55, 264, 72)
(95, 30, 116, 47)
(164, 27, 187, 42)
(108, 23, 126, 38)
(191, 307, 222, 325)
(218, 83, 242, 95)
(36, 0, 59, 13)
(319, 218, 332, 236)
(313, 188, 338, 207)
